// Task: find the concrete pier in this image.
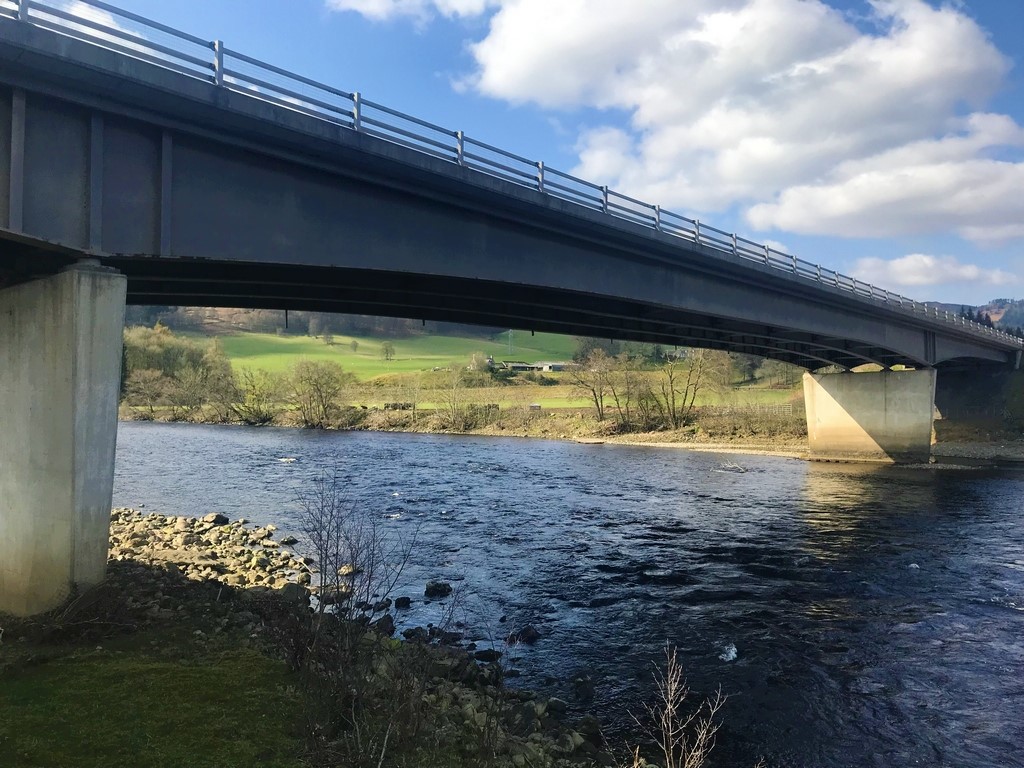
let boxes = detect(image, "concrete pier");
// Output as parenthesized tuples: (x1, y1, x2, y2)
(803, 369, 936, 463)
(0, 262, 126, 616)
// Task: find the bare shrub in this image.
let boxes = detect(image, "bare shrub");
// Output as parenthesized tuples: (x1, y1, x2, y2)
(293, 469, 419, 767)
(624, 646, 726, 768)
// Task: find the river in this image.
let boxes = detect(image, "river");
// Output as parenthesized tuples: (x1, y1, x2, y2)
(112, 421, 1024, 768)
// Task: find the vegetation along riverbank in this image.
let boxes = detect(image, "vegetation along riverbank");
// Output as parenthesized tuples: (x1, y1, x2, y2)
(0, 507, 728, 767)
(117, 320, 1024, 461)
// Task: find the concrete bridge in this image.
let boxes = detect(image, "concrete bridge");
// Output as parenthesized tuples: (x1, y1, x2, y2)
(1, 0, 1021, 615)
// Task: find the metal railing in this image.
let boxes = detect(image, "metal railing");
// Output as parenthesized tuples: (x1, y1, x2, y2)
(3, 0, 1021, 348)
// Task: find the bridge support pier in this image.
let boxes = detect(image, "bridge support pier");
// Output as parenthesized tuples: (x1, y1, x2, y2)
(0, 262, 126, 616)
(802, 369, 936, 463)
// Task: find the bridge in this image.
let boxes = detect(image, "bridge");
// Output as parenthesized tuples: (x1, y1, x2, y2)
(1, 0, 1021, 615)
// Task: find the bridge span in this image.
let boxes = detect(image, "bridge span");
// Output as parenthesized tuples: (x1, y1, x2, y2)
(1, 0, 1021, 615)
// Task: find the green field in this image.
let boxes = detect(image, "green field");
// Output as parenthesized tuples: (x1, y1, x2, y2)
(219, 330, 577, 378)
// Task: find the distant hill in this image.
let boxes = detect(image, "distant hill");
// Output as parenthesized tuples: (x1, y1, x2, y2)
(983, 299, 1024, 329)
(923, 298, 1024, 334)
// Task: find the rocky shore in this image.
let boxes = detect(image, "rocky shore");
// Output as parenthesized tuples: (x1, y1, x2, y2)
(103, 508, 620, 767)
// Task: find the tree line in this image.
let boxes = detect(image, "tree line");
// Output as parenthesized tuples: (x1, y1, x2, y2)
(122, 325, 358, 428)
(566, 347, 801, 432)
(120, 325, 805, 434)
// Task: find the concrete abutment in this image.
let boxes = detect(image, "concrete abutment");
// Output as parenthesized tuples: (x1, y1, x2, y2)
(803, 369, 936, 463)
(0, 262, 125, 616)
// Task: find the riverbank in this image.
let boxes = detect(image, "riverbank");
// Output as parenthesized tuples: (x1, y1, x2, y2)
(119, 404, 1024, 463)
(0, 509, 622, 768)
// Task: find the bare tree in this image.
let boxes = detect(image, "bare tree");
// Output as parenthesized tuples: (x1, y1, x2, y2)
(437, 364, 472, 431)
(568, 348, 614, 421)
(231, 367, 282, 425)
(125, 368, 169, 417)
(608, 353, 660, 431)
(168, 364, 208, 421)
(287, 360, 355, 428)
(657, 349, 731, 428)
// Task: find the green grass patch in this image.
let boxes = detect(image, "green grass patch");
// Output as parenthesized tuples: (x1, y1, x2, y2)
(0, 648, 304, 768)
(219, 331, 576, 378)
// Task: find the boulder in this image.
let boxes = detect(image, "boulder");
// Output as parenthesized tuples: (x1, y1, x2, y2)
(402, 626, 429, 643)
(394, 596, 412, 609)
(572, 675, 596, 703)
(425, 580, 453, 598)
(507, 624, 542, 645)
(372, 614, 396, 636)
(473, 648, 502, 663)
(202, 513, 229, 526)
(277, 583, 308, 604)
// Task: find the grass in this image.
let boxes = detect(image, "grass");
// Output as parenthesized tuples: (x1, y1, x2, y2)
(0, 644, 304, 768)
(218, 331, 577, 378)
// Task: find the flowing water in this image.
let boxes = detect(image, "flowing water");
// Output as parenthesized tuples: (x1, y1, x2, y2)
(113, 422, 1024, 768)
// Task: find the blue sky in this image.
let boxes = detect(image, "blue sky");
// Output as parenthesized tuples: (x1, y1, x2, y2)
(74, 0, 1023, 306)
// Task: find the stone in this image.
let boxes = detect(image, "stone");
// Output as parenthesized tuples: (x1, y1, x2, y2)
(201, 513, 229, 526)
(474, 648, 502, 663)
(507, 624, 542, 645)
(277, 583, 308, 603)
(319, 588, 351, 606)
(372, 614, 396, 636)
(425, 580, 453, 598)
(577, 715, 603, 744)
(553, 732, 576, 754)
(373, 598, 392, 612)
(547, 697, 569, 714)
(279, 535, 298, 546)
(572, 675, 596, 703)
(394, 596, 412, 609)
(402, 626, 429, 643)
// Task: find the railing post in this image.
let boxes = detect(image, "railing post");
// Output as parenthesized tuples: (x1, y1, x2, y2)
(816, 264, 821, 282)
(763, 243, 770, 265)
(456, 131, 465, 166)
(694, 219, 701, 244)
(212, 40, 224, 86)
(791, 252, 798, 275)
(731, 233, 738, 255)
(655, 205, 662, 231)
(352, 91, 362, 132)
(536, 160, 545, 193)
(17, 0, 29, 21)
(601, 186, 608, 213)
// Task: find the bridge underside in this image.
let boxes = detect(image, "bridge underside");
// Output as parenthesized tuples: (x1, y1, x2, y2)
(0, 234, 998, 373)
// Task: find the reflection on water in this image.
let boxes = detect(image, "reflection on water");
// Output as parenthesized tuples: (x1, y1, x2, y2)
(113, 423, 1024, 768)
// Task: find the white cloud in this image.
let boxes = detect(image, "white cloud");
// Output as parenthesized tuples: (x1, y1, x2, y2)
(746, 113, 1024, 241)
(325, 0, 494, 22)
(334, 0, 1024, 246)
(852, 253, 1017, 288)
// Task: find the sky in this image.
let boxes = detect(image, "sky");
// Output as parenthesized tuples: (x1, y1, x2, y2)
(66, 0, 1024, 306)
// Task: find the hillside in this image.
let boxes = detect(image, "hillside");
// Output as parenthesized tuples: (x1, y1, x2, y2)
(924, 298, 1024, 333)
